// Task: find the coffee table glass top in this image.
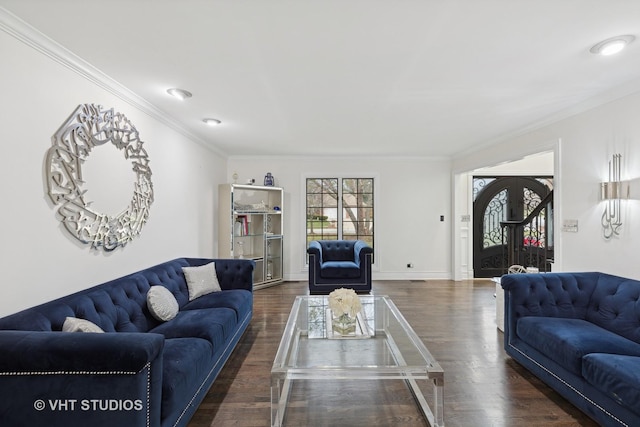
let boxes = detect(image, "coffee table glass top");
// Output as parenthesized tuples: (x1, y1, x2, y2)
(271, 295, 444, 427)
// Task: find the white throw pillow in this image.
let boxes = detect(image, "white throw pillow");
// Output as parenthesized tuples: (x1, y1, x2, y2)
(147, 285, 179, 321)
(182, 262, 222, 301)
(62, 317, 104, 333)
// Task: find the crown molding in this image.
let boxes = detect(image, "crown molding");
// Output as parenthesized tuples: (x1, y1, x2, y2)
(227, 153, 450, 162)
(0, 7, 225, 156)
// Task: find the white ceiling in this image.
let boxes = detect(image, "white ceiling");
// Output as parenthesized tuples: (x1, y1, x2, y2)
(3, 0, 640, 158)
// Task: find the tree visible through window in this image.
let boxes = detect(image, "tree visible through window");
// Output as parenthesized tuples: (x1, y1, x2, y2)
(306, 178, 374, 254)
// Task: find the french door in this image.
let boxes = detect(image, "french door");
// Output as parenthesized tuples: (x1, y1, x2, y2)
(472, 176, 553, 278)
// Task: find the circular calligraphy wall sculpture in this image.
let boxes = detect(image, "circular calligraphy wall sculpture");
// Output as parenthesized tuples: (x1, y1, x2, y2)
(46, 104, 154, 251)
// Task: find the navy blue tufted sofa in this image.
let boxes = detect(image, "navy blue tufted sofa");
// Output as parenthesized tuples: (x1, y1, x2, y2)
(0, 257, 254, 427)
(502, 272, 640, 426)
(307, 240, 373, 294)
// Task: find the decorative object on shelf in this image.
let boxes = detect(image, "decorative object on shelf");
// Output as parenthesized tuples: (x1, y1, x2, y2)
(328, 288, 362, 336)
(45, 103, 153, 251)
(246, 178, 255, 185)
(234, 220, 243, 236)
(232, 172, 238, 183)
(234, 201, 268, 212)
(236, 241, 244, 258)
(267, 260, 273, 279)
(600, 153, 630, 239)
(264, 172, 274, 186)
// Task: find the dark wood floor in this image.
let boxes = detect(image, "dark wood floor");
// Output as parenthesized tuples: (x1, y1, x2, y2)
(188, 280, 598, 427)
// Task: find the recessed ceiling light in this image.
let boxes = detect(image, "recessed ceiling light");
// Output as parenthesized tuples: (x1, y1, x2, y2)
(590, 35, 635, 56)
(203, 118, 222, 126)
(166, 88, 192, 100)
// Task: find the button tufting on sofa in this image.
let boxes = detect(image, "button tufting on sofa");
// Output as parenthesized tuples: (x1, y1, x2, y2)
(502, 271, 640, 426)
(0, 257, 255, 427)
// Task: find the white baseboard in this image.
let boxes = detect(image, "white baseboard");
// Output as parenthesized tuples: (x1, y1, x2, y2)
(284, 271, 453, 282)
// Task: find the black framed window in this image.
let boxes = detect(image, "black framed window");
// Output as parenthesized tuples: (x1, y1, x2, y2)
(306, 177, 374, 257)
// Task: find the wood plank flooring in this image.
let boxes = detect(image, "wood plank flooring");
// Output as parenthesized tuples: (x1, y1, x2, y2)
(188, 280, 598, 427)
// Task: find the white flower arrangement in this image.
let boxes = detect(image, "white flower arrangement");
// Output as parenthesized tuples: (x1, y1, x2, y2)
(328, 288, 362, 318)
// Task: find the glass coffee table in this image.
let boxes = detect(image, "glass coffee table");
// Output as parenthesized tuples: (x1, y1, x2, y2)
(271, 295, 444, 426)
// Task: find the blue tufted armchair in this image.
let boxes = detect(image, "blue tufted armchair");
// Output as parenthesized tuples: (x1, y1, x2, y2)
(307, 240, 373, 294)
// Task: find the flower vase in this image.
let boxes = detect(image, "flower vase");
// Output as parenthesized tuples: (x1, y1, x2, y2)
(328, 288, 362, 337)
(332, 312, 357, 336)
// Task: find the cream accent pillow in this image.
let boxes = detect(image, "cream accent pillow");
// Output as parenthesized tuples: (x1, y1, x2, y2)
(147, 285, 179, 321)
(182, 262, 222, 301)
(62, 317, 104, 333)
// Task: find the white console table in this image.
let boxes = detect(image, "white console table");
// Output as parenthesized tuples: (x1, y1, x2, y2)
(493, 277, 504, 332)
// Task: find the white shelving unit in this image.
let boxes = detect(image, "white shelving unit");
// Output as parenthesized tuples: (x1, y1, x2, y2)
(218, 184, 284, 289)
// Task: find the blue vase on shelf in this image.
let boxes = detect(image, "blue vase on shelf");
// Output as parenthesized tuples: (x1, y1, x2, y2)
(264, 172, 274, 186)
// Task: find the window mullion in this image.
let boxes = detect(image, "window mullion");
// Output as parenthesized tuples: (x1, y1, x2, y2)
(337, 178, 343, 239)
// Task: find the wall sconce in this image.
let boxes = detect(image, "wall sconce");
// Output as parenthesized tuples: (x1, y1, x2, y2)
(600, 154, 630, 239)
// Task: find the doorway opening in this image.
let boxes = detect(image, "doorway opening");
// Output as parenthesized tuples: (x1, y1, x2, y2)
(472, 176, 553, 278)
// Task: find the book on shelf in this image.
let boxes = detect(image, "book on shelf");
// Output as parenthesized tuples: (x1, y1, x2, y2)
(235, 215, 249, 235)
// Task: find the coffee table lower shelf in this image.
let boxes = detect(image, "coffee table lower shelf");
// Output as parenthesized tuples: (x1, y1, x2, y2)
(271, 353, 444, 427)
(270, 295, 444, 427)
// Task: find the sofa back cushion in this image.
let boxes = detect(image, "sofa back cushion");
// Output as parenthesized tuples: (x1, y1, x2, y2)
(319, 240, 356, 262)
(586, 274, 640, 344)
(0, 259, 199, 333)
(502, 272, 599, 322)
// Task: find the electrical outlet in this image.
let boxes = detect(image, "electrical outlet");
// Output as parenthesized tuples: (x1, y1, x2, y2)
(407, 263, 414, 268)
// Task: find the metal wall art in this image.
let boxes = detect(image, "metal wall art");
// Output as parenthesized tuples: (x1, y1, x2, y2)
(600, 153, 630, 240)
(46, 103, 153, 251)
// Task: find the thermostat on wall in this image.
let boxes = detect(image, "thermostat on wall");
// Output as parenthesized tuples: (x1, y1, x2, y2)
(562, 219, 578, 232)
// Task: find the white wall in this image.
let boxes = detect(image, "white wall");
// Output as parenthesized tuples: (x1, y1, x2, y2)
(226, 156, 452, 281)
(454, 91, 640, 279)
(0, 30, 225, 316)
(472, 151, 554, 176)
(4, 13, 640, 321)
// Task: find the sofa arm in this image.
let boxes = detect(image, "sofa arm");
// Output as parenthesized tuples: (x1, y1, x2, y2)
(0, 331, 163, 372)
(307, 241, 322, 261)
(307, 242, 323, 284)
(354, 240, 373, 267)
(0, 331, 164, 427)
